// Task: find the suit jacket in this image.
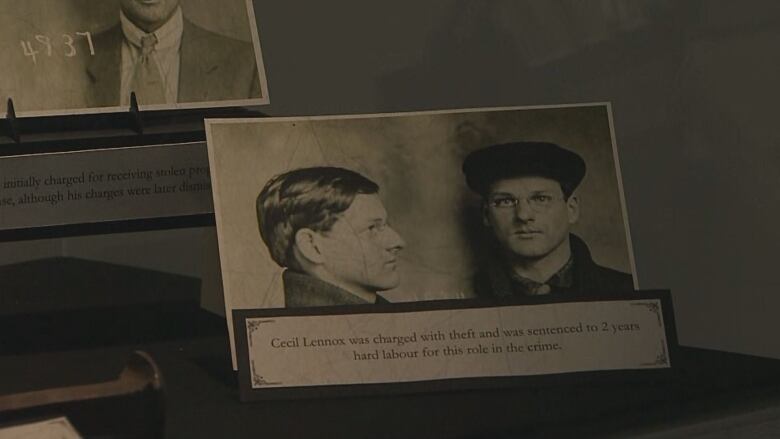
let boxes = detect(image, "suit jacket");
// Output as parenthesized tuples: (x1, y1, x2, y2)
(473, 234, 635, 298)
(283, 270, 390, 308)
(85, 19, 261, 107)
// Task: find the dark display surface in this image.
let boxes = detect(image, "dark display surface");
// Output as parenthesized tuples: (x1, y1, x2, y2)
(0, 259, 778, 438)
(3, 323, 780, 438)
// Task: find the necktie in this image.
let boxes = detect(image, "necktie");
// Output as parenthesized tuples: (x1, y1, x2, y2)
(528, 284, 552, 296)
(130, 34, 166, 105)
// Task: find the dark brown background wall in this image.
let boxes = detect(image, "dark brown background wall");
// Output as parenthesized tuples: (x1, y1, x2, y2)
(2, 0, 779, 359)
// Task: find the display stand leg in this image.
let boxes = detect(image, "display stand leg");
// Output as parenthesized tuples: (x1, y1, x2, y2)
(128, 92, 144, 135)
(4, 98, 21, 144)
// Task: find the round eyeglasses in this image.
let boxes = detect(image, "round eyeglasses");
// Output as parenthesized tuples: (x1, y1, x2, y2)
(487, 194, 563, 212)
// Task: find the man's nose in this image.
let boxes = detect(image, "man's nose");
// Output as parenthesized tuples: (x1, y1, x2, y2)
(514, 198, 536, 221)
(385, 226, 406, 250)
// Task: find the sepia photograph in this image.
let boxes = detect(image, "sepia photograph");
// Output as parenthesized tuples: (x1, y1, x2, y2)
(0, 0, 268, 117)
(206, 104, 638, 362)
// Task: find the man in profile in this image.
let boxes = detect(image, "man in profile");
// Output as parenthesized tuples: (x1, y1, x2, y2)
(86, 0, 261, 107)
(256, 167, 406, 307)
(462, 142, 634, 298)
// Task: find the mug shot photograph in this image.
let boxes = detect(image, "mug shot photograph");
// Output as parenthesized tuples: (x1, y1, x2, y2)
(206, 104, 638, 358)
(0, 0, 268, 117)
(255, 166, 406, 308)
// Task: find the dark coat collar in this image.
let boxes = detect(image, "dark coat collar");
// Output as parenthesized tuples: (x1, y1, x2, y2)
(282, 270, 388, 308)
(479, 234, 621, 298)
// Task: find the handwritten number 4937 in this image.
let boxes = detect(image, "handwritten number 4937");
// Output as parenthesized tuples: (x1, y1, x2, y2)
(21, 32, 95, 64)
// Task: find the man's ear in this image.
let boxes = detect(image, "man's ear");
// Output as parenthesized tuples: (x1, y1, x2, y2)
(294, 228, 326, 265)
(482, 202, 492, 228)
(566, 193, 580, 224)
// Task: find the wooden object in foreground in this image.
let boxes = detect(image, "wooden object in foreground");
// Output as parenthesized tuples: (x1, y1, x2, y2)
(0, 351, 165, 439)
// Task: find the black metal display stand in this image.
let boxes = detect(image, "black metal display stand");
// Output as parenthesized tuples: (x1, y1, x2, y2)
(0, 96, 266, 241)
(1, 96, 266, 155)
(2, 99, 21, 144)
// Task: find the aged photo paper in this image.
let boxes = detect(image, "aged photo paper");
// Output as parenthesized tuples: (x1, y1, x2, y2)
(206, 104, 639, 367)
(237, 298, 669, 395)
(0, 0, 269, 117)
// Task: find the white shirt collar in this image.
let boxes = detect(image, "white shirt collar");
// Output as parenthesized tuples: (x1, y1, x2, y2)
(120, 6, 183, 51)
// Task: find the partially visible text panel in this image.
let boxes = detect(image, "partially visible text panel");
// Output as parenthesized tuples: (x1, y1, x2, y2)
(0, 143, 212, 230)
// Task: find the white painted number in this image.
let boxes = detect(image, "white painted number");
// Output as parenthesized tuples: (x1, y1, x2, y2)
(20, 41, 38, 64)
(21, 31, 96, 62)
(35, 35, 52, 56)
(76, 31, 95, 55)
(62, 34, 76, 57)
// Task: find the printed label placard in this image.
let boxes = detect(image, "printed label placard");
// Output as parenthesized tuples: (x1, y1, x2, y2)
(236, 297, 671, 398)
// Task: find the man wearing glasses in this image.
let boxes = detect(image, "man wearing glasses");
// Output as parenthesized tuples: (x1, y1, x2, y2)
(462, 142, 633, 298)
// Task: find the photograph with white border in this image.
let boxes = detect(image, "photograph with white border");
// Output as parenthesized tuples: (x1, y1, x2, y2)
(205, 104, 638, 366)
(1, 0, 268, 118)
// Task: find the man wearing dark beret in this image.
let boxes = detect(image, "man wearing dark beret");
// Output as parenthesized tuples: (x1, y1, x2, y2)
(462, 142, 634, 298)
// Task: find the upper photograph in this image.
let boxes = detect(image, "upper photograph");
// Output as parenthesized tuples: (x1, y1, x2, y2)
(0, 0, 269, 117)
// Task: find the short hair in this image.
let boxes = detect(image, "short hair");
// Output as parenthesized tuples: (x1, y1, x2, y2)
(256, 167, 379, 269)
